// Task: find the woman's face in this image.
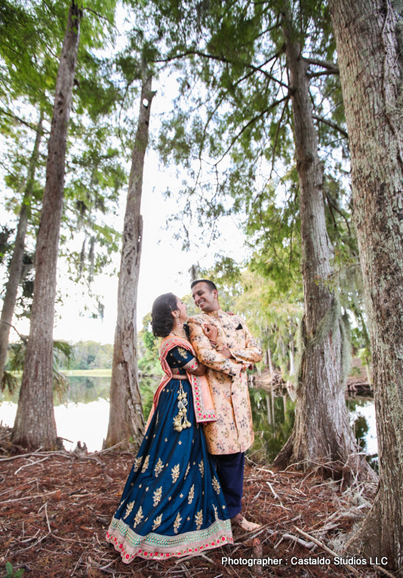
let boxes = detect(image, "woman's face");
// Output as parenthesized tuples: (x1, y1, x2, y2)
(175, 297, 187, 323)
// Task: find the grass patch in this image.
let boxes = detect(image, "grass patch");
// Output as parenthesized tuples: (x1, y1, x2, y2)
(61, 369, 112, 377)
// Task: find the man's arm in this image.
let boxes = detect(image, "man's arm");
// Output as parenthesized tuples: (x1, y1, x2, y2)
(188, 318, 245, 377)
(228, 318, 263, 364)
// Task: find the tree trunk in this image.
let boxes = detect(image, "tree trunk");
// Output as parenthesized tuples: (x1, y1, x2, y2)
(272, 3, 372, 480)
(288, 338, 295, 376)
(0, 111, 43, 385)
(105, 75, 155, 451)
(12, 2, 81, 450)
(329, 0, 403, 570)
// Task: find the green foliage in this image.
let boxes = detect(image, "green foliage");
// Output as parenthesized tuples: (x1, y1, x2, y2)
(2, 339, 73, 398)
(248, 388, 296, 464)
(0, 0, 125, 312)
(67, 341, 114, 370)
(138, 314, 163, 376)
(196, 261, 302, 378)
(4, 562, 24, 578)
(0, 226, 14, 265)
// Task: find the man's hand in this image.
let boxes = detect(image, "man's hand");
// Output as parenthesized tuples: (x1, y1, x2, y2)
(217, 347, 231, 359)
(202, 323, 218, 344)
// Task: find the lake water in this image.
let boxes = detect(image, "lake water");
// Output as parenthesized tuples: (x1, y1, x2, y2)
(0, 375, 377, 464)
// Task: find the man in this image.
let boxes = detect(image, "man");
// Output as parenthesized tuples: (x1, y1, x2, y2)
(188, 279, 263, 531)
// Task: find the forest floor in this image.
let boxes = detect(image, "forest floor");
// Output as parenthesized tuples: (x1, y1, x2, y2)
(0, 427, 389, 578)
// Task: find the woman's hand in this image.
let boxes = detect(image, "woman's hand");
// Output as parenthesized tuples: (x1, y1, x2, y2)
(202, 323, 218, 345)
(186, 360, 207, 376)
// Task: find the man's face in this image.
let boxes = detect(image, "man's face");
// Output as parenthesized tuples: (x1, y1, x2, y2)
(191, 282, 219, 313)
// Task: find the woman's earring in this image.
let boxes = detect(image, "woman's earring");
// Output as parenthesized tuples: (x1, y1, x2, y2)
(176, 316, 181, 326)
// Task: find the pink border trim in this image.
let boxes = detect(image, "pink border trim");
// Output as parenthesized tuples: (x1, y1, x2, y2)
(106, 519, 233, 564)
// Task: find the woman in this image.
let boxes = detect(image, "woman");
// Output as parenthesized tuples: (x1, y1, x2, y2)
(106, 293, 233, 563)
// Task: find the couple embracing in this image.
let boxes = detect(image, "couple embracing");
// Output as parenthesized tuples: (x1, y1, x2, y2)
(106, 279, 263, 563)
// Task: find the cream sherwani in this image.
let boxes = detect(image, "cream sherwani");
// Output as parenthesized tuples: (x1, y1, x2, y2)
(187, 310, 263, 455)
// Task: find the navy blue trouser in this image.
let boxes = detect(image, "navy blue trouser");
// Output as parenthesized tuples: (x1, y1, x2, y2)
(211, 452, 245, 518)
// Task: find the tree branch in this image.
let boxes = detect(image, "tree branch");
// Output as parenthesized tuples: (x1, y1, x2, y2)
(312, 114, 348, 139)
(82, 7, 118, 30)
(302, 57, 339, 73)
(323, 189, 352, 237)
(0, 320, 28, 343)
(216, 93, 292, 164)
(307, 70, 339, 78)
(0, 107, 49, 133)
(154, 50, 290, 89)
(270, 98, 290, 179)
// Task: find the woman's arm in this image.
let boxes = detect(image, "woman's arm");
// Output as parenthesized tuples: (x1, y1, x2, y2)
(183, 358, 207, 376)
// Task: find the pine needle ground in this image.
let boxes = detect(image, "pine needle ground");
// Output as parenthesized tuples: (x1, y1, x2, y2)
(0, 426, 383, 578)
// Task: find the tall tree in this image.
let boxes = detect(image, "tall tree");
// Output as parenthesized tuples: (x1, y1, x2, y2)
(329, 0, 403, 570)
(105, 72, 156, 450)
(0, 0, 122, 384)
(12, 1, 81, 450)
(152, 0, 371, 476)
(0, 110, 43, 385)
(272, 1, 361, 475)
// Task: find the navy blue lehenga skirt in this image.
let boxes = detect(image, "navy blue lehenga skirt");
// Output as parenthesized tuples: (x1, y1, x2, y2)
(106, 377, 233, 563)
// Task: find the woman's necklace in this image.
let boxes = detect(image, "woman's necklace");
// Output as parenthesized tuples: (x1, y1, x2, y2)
(170, 329, 187, 338)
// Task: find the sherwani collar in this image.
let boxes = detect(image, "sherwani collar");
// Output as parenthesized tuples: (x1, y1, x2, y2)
(204, 309, 222, 318)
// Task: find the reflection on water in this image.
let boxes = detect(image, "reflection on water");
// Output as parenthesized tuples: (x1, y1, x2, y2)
(0, 375, 158, 452)
(347, 397, 378, 471)
(0, 375, 377, 465)
(249, 388, 296, 463)
(248, 386, 377, 470)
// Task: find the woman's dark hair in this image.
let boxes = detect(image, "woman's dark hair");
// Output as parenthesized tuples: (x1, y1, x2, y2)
(151, 293, 178, 338)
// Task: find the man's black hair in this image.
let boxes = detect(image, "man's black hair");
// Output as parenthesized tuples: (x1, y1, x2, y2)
(190, 279, 218, 292)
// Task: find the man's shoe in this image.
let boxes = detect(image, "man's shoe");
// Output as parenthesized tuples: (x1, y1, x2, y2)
(231, 513, 261, 531)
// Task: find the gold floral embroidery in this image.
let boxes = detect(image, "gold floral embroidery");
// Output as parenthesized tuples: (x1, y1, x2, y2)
(199, 460, 204, 478)
(156, 412, 159, 425)
(177, 347, 188, 358)
(141, 455, 150, 473)
(152, 514, 163, 531)
(173, 511, 182, 534)
(212, 476, 221, 494)
(123, 501, 134, 519)
(153, 487, 162, 507)
(132, 506, 144, 528)
(185, 463, 190, 478)
(133, 457, 142, 472)
(213, 504, 219, 520)
(188, 484, 194, 504)
(171, 464, 180, 483)
(154, 458, 164, 477)
(195, 510, 203, 530)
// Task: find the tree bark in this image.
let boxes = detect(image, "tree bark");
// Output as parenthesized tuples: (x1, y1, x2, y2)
(105, 75, 155, 450)
(272, 3, 372, 480)
(12, 2, 81, 450)
(0, 111, 43, 386)
(329, 0, 403, 570)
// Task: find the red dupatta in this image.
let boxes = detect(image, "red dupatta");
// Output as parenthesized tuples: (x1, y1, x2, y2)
(146, 335, 216, 429)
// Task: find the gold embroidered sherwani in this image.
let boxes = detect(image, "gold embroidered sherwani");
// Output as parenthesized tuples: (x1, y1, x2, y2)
(187, 310, 263, 455)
